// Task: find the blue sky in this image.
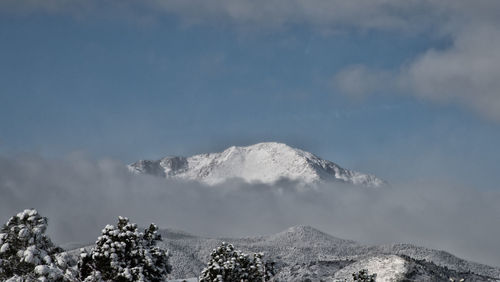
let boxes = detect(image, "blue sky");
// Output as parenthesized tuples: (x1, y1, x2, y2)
(1, 0, 500, 189)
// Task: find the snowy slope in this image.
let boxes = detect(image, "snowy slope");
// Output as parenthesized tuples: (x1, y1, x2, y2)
(333, 255, 408, 282)
(129, 142, 386, 187)
(156, 226, 500, 281)
(67, 225, 500, 281)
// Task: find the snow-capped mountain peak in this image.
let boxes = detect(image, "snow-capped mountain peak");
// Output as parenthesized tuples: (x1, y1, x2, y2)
(128, 142, 386, 187)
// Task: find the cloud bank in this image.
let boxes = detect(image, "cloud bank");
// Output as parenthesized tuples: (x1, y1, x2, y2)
(0, 154, 499, 267)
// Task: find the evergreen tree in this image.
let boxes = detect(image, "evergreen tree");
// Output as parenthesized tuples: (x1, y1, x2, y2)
(78, 216, 171, 282)
(0, 209, 76, 281)
(199, 242, 275, 282)
(352, 269, 376, 282)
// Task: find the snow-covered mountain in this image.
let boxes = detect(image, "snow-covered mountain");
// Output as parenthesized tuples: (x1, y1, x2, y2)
(72, 225, 494, 281)
(128, 142, 386, 187)
(68, 225, 500, 281)
(159, 225, 500, 281)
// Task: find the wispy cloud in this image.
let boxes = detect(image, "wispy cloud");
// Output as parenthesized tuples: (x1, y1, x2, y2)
(329, 1, 500, 121)
(334, 25, 500, 121)
(0, 0, 435, 31)
(3, 1, 495, 33)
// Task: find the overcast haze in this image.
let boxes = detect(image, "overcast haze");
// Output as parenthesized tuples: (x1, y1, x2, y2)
(1, 155, 500, 267)
(1, 0, 500, 270)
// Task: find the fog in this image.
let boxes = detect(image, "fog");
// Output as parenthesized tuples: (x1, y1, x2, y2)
(0, 154, 499, 267)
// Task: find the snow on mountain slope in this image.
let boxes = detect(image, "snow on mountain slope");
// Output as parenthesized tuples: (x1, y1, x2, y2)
(153, 226, 500, 281)
(67, 225, 500, 281)
(128, 142, 386, 187)
(333, 255, 407, 282)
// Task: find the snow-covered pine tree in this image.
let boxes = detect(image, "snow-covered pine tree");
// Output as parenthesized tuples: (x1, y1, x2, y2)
(0, 209, 77, 281)
(78, 216, 171, 282)
(352, 269, 376, 282)
(199, 242, 275, 282)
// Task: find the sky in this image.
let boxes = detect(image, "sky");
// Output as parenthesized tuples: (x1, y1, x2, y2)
(1, 0, 500, 267)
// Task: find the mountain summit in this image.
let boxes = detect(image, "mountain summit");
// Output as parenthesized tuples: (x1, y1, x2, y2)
(128, 142, 386, 187)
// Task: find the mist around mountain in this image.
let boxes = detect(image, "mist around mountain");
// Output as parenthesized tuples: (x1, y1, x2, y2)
(2, 150, 500, 281)
(129, 142, 386, 187)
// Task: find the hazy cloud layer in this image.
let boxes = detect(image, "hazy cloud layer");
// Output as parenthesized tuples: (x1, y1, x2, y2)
(153, 0, 439, 31)
(0, 0, 437, 31)
(0, 154, 499, 267)
(2, 1, 497, 32)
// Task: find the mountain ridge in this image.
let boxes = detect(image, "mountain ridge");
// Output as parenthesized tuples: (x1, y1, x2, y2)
(66, 225, 500, 281)
(154, 225, 500, 281)
(128, 142, 386, 187)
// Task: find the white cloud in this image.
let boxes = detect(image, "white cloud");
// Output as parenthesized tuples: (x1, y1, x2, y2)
(406, 27, 500, 120)
(330, 0, 500, 121)
(334, 25, 500, 121)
